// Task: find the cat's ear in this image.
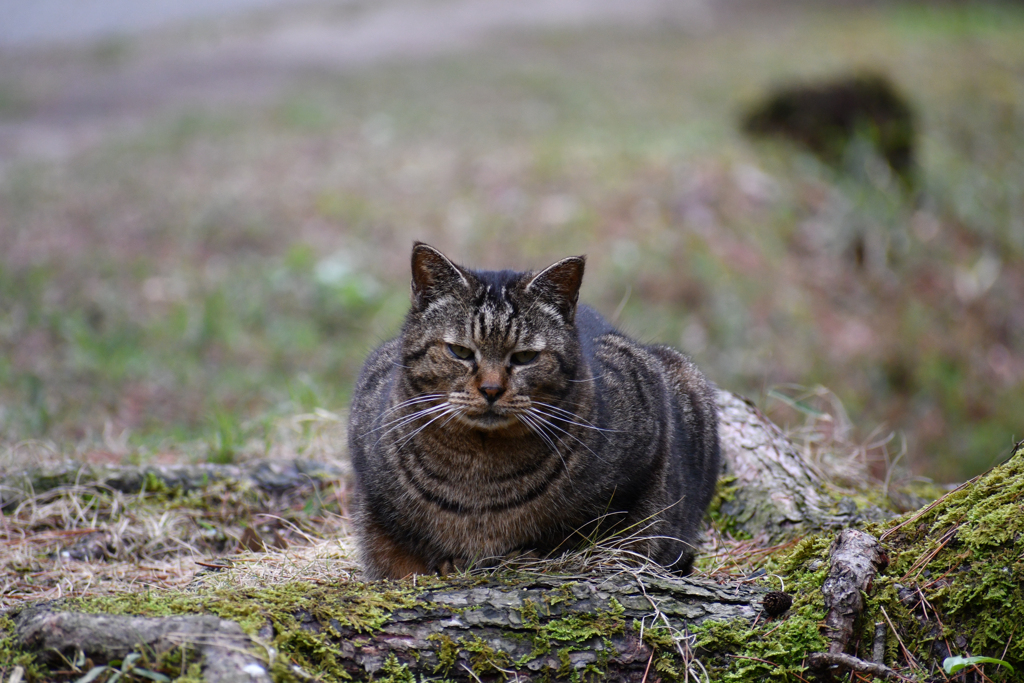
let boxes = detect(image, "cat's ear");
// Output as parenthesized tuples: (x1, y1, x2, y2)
(410, 242, 471, 310)
(526, 255, 585, 323)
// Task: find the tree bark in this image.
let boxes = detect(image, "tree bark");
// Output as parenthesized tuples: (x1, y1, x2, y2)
(13, 574, 767, 682)
(714, 390, 891, 540)
(14, 610, 272, 683)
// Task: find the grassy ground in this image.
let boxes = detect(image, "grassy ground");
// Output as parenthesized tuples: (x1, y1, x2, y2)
(1, 1, 1023, 481)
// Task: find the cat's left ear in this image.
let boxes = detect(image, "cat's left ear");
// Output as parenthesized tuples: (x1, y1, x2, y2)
(526, 255, 585, 323)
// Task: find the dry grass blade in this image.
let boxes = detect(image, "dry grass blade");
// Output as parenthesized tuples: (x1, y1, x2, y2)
(0, 433, 353, 608)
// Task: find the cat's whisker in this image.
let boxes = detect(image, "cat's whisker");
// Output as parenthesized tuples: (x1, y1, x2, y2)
(530, 408, 616, 445)
(371, 393, 447, 425)
(433, 405, 468, 435)
(368, 394, 448, 428)
(514, 413, 559, 456)
(566, 372, 611, 383)
(438, 409, 465, 430)
(526, 408, 607, 463)
(530, 401, 620, 434)
(516, 413, 576, 494)
(366, 403, 448, 438)
(369, 403, 451, 445)
(394, 406, 460, 451)
(533, 393, 599, 413)
(393, 408, 450, 450)
(528, 400, 588, 420)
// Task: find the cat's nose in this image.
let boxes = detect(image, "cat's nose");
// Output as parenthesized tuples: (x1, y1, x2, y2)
(479, 383, 505, 402)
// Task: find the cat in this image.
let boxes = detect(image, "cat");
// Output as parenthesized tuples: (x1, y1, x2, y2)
(348, 243, 720, 580)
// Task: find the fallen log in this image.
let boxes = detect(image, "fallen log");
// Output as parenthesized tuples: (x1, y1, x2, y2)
(1, 391, 887, 541)
(13, 573, 767, 682)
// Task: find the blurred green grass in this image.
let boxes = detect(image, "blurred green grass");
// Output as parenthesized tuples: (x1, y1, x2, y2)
(1, 2, 1022, 480)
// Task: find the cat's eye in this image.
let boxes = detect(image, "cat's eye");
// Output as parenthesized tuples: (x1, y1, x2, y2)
(448, 344, 474, 360)
(510, 350, 538, 365)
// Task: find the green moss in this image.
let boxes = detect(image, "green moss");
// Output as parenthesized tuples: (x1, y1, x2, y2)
(460, 635, 514, 676)
(530, 597, 624, 655)
(525, 598, 624, 680)
(862, 446, 1024, 677)
(427, 634, 459, 675)
(692, 532, 832, 682)
(519, 598, 541, 627)
(684, 448, 1024, 681)
(173, 661, 205, 683)
(18, 446, 1024, 683)
(706, 475, 753, 540)
(0, 614, 42, 681)
(374, 654, 415, 683)
(49, 575, 639, 681)
(63, 579, 427, 680)
(694, 608, 827, 682)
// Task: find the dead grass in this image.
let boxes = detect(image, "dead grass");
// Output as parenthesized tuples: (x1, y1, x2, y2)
(0, 412, 353, 610)
(2, 3, 1023, 481)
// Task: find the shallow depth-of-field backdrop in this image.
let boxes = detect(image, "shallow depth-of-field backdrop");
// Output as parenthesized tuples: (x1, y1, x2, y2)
(2, 0, 1023, 483)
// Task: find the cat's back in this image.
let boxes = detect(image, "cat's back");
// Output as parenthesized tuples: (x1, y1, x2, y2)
(575, 305, 720, 570)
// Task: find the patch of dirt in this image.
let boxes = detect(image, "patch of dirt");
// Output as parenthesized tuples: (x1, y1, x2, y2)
(0, 0, 714, 170)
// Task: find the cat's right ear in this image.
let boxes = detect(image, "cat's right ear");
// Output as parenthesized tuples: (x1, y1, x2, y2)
(410, 242, 470, 310)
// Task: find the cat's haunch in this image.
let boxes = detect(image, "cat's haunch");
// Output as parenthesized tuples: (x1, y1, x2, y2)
(348, 243, 720, 579)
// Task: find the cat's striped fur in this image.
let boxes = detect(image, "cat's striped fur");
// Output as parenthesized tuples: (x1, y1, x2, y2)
(348, 243, 720, 580)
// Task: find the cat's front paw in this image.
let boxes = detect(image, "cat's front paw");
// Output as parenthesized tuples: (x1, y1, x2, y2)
(437, 557, 472, 576)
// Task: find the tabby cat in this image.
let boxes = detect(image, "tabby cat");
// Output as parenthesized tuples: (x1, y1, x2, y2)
(349, 243, 720, 580)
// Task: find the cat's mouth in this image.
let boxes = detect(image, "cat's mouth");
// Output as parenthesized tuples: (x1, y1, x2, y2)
(457, 408, 517, 431)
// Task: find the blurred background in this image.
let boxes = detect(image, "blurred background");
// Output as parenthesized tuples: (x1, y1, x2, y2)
(0, 0, 1021, 482)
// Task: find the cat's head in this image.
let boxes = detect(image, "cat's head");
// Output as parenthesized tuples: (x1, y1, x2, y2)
(400, 242, 586, 431)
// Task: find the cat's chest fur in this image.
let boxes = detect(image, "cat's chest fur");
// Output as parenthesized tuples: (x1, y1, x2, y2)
(348, 244, 720, 580)
(368, 372, 600, 556)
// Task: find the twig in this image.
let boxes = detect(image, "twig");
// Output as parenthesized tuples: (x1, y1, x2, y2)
(872, 622, 887, 665)
(632, 573, 707, 683)
(808, 652, 907, 681)
(640, 649, 655, 683)
(880, 477, 978, 542)
(761, 620, 784, 639)
(880, 605, 918, 670)
(460, 662, 484, 683)
(901, 526, 959, 581)
(1000, 623, 1016, 661)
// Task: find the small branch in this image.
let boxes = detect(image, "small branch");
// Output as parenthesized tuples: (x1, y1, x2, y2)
(880, 605, 919, 670)
(872, 622, 887, 665)
(14, 608, 271, 683)
(808, 652, 907, 681)
(821, 529, 888, 655)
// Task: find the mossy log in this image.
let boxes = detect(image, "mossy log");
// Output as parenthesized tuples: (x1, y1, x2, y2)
(5, 412, 1022, 682)
(12, 574, 766, 682)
